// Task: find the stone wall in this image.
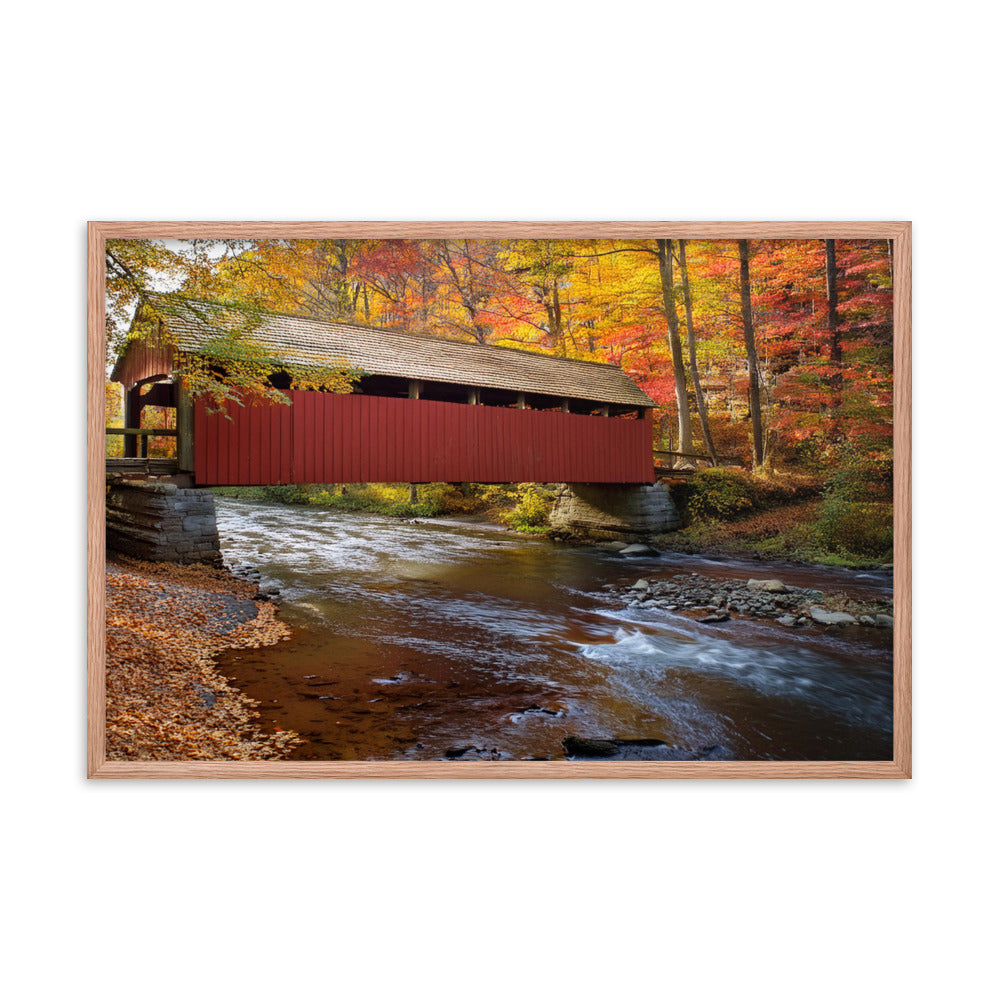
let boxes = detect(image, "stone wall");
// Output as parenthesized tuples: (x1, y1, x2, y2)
(549, 483, 681, 540)
(106, 481, 222, 565)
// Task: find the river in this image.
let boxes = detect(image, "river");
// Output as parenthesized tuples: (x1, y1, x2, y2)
(213, 497, 894, 761)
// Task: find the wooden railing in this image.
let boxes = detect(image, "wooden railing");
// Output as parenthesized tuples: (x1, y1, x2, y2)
(652, 449, 742, 476)
(106, 427, 177, 459)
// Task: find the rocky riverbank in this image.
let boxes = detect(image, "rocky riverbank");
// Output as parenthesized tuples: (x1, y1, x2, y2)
(105, 555, 302, 760)
(604, 571, 893, 629)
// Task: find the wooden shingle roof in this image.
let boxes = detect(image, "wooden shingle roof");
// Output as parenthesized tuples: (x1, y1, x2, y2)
(141, 295, 656, 408)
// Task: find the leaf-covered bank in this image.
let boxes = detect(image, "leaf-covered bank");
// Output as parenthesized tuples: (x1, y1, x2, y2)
(105, 556, 301, 760)
(656, 466, 892, 568)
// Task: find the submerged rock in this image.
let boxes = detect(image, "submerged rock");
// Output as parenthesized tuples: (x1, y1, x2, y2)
(619, 543, 659, 557)
(562, 736, 734, 761)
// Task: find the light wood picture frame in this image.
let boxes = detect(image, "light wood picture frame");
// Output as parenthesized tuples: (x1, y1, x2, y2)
(88, 221, 911, 778)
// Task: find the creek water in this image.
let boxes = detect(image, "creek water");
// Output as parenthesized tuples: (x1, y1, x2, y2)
(214, 497, 894, 761)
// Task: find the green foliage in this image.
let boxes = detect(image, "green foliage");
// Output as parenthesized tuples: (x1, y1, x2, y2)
(685, 468, 762, 521)
(811, 447, 893, 558)
(499, 485, 553, 532)
(814, 500, 893, 558)
(823, 447, 893, 504)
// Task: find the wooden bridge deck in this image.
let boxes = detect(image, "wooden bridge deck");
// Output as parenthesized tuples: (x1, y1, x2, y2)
(106, 458, 179, 477)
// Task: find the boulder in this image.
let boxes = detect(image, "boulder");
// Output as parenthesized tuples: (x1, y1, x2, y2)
(747, 578, 788, 593)
(875, 614, 894, 629)
(697, 612, 730, 624)
(809, 607, 858, 626)
(777, 615, 798, 627)
(620, 543, 659, 557)
(629, 578, 651, 590)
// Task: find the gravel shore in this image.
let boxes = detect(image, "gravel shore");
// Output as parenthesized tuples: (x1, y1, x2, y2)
(606, 571, 894, 628)
(105, 555, 302, 760)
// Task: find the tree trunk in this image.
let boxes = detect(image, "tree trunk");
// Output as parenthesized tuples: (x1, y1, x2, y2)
(738, 239, 765, 469)
(655, 239, 694, 459)
(678, 240, 718, 465)
(825, 239, 842, 406)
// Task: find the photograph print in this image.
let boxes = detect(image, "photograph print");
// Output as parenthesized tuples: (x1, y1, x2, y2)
(91, 224, 909, 776)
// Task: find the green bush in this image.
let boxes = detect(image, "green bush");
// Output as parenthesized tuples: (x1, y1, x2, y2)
(686, 468, 761, 521)
(262, 484, 310, 504)
(500, 485, 553, 532)
(814, 499, 893, 558)
(823, 449, 893, 504)
(812, 447, 893, 558)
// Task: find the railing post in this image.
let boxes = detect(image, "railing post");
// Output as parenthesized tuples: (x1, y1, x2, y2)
(177, 381, 194, 472)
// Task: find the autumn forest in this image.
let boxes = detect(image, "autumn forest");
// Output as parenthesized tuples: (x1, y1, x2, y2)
(107, 236, 894, 562)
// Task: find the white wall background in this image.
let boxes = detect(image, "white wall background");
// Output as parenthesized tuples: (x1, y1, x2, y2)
(3, 3, 995, 997)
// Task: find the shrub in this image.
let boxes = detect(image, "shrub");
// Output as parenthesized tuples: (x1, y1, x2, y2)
(262, 484, 309, 504)
(814, 499, 893, 558)
(500, 485, 553, 532)
(686, 468, 761, 521)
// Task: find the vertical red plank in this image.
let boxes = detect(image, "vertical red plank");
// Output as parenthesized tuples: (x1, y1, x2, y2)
(354, 396, 372, 483)
(482, 407, 492, 483)
(226, 400, 236, 485)
(322, 393, 332, 483)
(547, 412, 557, 483)
(312, 392, 321, 483)
(392, 398, 402, 483)
(498, 408, 509, 482)
(433, 401, 446, 482)
(471, 404, 482, 483)
(353, 395, 365, 483)
(373, 396, 384, 483)
(331, 394, 342, 483)
(394, 397, 404, 483)
(248, 404, 260, 485)
(290, 392, 301, 483)
(417, 400, 426, 483)
(283, 395, 292, 482)
(239, 399, 249, 485)
(343, 393, 353, 483)
(352, 394, 363, 483)
(423, 400, 433, 482)
(364, 396, 375, 483)
(491, 406, 504, 482)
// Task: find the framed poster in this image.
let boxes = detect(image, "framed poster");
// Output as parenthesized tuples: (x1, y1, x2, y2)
(88, 222, 910, 777)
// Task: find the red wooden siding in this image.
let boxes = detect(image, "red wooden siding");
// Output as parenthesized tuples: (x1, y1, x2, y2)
(193, 391, 653, 486)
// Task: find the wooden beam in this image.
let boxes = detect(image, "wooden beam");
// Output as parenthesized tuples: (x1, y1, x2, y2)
(561, 398, 570, 413)
(408, 380, 422, 400)
(516, 393, 526, 410)
(105, 428, 178, 436)
(467, 387, 480, 405)
(177, 381, 194, 472)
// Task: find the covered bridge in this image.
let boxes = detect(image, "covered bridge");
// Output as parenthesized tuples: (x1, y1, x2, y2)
(111, 296, 658, 486)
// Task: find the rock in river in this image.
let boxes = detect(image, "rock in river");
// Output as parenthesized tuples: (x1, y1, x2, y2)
(563, 736, 735, 761)
(747, 578, 788, 593)
(619, 543, 659, 557)
(809, 607, 858, 626)
(697, 612, 730, 624)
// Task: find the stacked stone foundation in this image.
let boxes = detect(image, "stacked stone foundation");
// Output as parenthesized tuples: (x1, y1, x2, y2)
(106, 481, 222, 565)
(549, 483, 681, 540)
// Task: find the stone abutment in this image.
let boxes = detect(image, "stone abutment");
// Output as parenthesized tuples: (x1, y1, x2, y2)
(549, 483, 681, 540)
(106, 481, 222, 565)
